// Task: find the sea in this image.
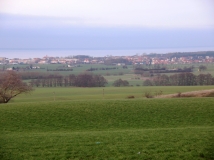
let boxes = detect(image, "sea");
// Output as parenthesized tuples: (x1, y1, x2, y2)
(0, 47, 214, 59)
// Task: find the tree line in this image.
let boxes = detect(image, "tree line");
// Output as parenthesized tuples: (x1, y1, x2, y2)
(134, 66, 194, 75)
(86, 67, 118, 71)
(47, 68, 73, 71)
(30, 73, 108, 87)
(143, 73, 214, 86)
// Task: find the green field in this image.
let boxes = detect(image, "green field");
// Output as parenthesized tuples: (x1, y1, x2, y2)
(12, 86, 214, 103)
(0, 64, 133, 76)
(2, 63, 214, 87)
(1, 87, 214, 159)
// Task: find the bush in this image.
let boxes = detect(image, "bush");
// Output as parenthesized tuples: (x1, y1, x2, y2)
(176, 92, 182, 97)
(155, 90, 163, 96)
(113, 79, 129, 87)
(144, 91, 153, 98)
(127, 95, 135, 99)
(118, 72, 124, 75)
(143, 79, 153, 86)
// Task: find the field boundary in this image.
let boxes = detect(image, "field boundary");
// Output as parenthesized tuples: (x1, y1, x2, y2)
(156, 89, 214, 98)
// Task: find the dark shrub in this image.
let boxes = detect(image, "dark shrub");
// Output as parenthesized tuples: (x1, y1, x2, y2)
(144, 91, 153, 98)
(127, 95, 135, 99)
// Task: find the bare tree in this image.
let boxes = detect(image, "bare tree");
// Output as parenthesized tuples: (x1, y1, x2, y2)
(113, 79, 129, 87)
(199, 65, 207, 72)
(93, 75, 108, 87)
(143, 79, 153, 86)
(0, 71, 33, 103)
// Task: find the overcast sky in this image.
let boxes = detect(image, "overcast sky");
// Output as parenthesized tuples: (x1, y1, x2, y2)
(0, 0, 214, 57)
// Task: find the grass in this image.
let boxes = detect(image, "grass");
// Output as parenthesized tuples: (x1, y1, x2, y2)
(11, 86, 214, 103)
(2, 63, 214, 87)
(0, 64, 133, 75)
(1, 95, 214, 159)
(1, 127, 213, 160)
(2, 99, 214, 131)
(163, 63, 214, 76)
(104, 74, 142, 86)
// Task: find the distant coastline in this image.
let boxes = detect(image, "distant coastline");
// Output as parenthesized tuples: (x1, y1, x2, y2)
(0, 47, 214, 59)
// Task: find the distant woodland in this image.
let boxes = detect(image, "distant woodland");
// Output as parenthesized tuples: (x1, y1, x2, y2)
(143, 73, 214, 86)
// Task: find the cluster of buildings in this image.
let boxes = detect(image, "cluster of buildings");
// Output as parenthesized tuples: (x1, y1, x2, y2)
(0, 56, 104, 65)
(135, 55, 214, 65)
(0, 53, 214, 66)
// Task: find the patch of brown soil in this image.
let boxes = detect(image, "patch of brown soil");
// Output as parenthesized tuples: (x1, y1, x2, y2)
(156, 89, 214, 98)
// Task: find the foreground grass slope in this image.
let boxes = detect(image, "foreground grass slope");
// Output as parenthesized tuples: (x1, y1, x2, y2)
(1, 98, 214, 159)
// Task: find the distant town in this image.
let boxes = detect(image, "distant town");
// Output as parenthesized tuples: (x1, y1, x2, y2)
(0, 51, 214, 68)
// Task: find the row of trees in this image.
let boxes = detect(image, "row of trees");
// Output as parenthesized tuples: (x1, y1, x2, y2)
(47, 68, 73, 71)
(86, 67, 118, 71)
(143, 73, 214, 86)
(30, 73, 108, 87)
(134, 67, 194, 75)
(0, 71, 127, 103)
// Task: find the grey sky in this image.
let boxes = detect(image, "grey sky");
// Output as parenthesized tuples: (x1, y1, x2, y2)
(0, 0, 214, 57)
(1, 0, 214, 28)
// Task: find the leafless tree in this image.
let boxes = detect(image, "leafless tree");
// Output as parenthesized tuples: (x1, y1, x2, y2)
(199, 65, 207, 72)
(0, 71, 33, 103)
(113, 79, 129, 87)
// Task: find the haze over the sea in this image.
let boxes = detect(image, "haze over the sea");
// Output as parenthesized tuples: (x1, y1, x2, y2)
(1, 47, 214, 59)
(0, 0, 214, 58)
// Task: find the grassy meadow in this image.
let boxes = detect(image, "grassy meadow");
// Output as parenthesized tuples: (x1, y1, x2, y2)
(1, 86, 214, 159)
(2, 63, 214, 87)
(12, 85, 214, 102)
(0, 64, 133, 76)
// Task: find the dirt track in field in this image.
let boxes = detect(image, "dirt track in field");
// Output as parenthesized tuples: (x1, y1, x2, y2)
(155, 89, 214, 98)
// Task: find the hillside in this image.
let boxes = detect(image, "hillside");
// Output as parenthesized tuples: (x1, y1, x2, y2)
(1, 97, 214, 159)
